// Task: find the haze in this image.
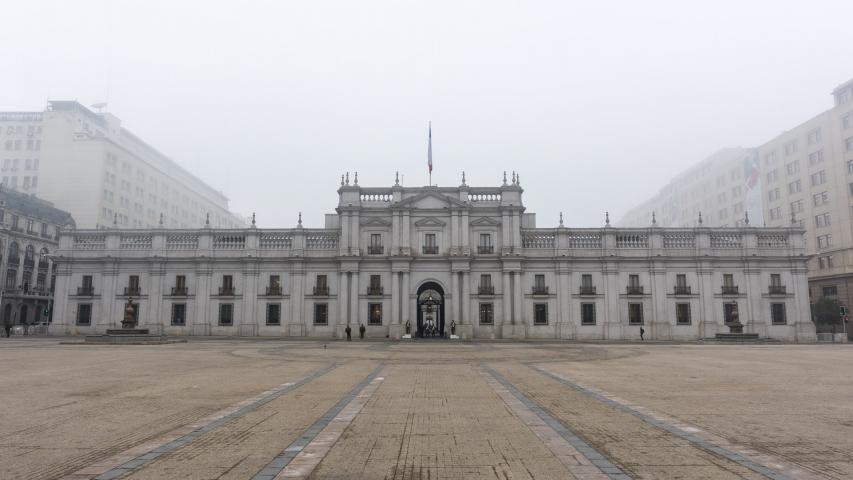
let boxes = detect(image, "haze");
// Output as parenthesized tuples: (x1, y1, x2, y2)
(2, 0, 851, 228)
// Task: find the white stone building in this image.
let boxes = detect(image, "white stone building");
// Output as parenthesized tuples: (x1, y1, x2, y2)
(50, 175, 816, 342)
(0, 102, 244, 229)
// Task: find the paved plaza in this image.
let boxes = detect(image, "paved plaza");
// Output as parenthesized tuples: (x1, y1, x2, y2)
(1, 339, 851, 479)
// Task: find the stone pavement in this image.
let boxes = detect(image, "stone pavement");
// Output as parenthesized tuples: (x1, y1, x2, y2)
(1, 338, 851, 479)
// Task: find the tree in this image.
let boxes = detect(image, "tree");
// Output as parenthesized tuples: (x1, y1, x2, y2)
(812, 297, 841, 333)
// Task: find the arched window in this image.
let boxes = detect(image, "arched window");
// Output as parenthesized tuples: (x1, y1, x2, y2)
(25, 245, 35, 261)
(40, 247, 49, 255)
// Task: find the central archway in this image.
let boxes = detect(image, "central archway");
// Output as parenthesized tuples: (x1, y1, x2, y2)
(416, 281, 445, 338)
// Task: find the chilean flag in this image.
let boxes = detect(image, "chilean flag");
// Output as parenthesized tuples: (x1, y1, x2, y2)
(428, 122, 433, 174)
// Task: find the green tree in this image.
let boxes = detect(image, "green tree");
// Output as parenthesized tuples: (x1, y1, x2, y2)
(812, 297, 841, 332)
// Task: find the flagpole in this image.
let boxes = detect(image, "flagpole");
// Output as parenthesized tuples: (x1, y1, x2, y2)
(428, 121, 432, 186)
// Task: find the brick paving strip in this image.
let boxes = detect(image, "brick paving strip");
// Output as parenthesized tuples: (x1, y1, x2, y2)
(531, 364, 825, 480)
(58, 362, 340, 480)
(480, 364, 631, 480)
(251, 363, 387, 480)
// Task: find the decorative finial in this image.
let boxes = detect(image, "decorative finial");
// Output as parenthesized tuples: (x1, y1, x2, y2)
(354, 172, 358, 185)
(651, 211, 657, 226)
(502, 171, 508, 186)
(744, 210, 750, 226)
(395, 171, 400, 186)
(158, 213, 163, 226)
(251, 212, 256, 227)
(298, 212, 303, 227)
(605, 211, 610, 226)
(512, 171, 517, 184)
(461, 171, 466, 186)
(205, 212, 210, 226)
(516, 173, 520, 186)
(559, 212, 564, 227)
(345, 172, 350, 185)
(341, 174, 345, 186)
(698, 211, 703, 225)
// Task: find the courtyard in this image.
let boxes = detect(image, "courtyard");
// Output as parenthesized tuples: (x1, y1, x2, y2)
(0, 339, 850, 479)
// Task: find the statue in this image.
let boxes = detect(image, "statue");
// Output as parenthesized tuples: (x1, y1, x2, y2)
(121, 297, 137, 329)
(405, 320, 411, 335)
(450, 320, 456, 336)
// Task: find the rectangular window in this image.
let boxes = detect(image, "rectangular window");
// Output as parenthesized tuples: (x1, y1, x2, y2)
(628, 303, 643, 325)
(766, 170, 778, 183)
(222, 275, 233, 289)
(810, 170, 826, 186)
(676, 303, 691, 325)
(175, 275, 186, 290)
(785, 161, 799, 175)
(478, 233, 493, 253)
(218, 304, 233, 326)
(266, 303, 281, 325)
(843, 112, 853, 129)
(770, 274, 782, 286)
(314, 303, 328, 325)
(790, 200, 803, 214)
(812, 191, 829, 206)
(268, 274, 281, 295)
(723, 274, 734, 287)
(787, 180, 801, 194)
(815, 213, 831, 228)
(479, 303, 494, 324)
(846, 136, 853, 152)
(581, 274, 593, 288)
(822, 286, 838, 297)
(76, 304, 92, 326)
(368, 233, 383, 254)
(423, 233, 437, 254)
(171, 303, 186, 326)
(818, 255, 834, 269)
(368, 274, 382, 295)
(534, 274, 545, 289)
(82, 275, 93, 289)
(809, 150, 824, 165)
(807, 128, 821, 145)
(784, 140, 798, 155)
(533, 304, 548, 325)
(368, 303, 382, 325)
(771, 303, 787, 325)
(817, 234, 832, 249)
(767, 188, 780, 202)
(581, 303, 596, 325)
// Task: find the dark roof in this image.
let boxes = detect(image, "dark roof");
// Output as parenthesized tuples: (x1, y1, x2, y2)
(0, 187, 75, 227)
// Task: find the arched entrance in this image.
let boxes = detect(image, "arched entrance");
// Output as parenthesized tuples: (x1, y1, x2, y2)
(416, 282, 445, 337)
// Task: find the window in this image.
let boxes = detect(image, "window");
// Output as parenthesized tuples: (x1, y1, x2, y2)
(368, 274, 382, 295)
(478, 233, 493, 254)
(534, 274, 546, 292)
(818, 255, 834, 269)
(127, 275, 140, 295)
(315, 274, 328, 295)
(218, 304, 233, 326)
(846, 136, 853, 152)
(785, 161, 799, 175)
(787, 180, 801, 194)
(723, 274, 734, 287)
(784, 140, 798, 155)
(479, 274, 493, 294)
(479, 303, 494, 324)
(815, 213, 831, 228)
(766, 170, 778, 183)
(314, 303, 328, 325)
(77, 304, 92, 326)
(628, 303, 643, 325)
(770, 274, 782, 287)
(82, 275, 93, 290)
(844, 112, 853, 129)
(676, 303, 691, 325)
(171, 304, 186, 326)
(822, 286, 838, 297)
(368, 303, 382, 325)
(266, 303, 281, 325)
(817, 234, 832, 249)
(221, 274, 234, 294)
(767, 188, 780, 202)
(5, 269, 17, 289)
(581, 274, 593, 289)
(771, 303, 786, 325)
(676, 274, 687, 287)
(581, 303, 596, 325)
(813, 191, 829, 206)
(533, 304, 548, 325)
(810, 170, 826, 186)
(790, 200, 803, 214)
(810, 150, 824, 165)
(807, 129, 821, 145)
(369, 233, 382, 254)
(423, 233, 437, 254)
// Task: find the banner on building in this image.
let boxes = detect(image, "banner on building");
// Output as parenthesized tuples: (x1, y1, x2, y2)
(744, 149, 765, 226)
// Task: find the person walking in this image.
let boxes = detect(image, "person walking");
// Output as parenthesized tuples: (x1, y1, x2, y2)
(640, 326, 645, 341)
(3, 314, 11, 338)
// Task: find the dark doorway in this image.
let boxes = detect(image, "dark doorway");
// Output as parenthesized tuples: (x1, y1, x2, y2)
(416, 281, 445, 338)
(20, 305, 28, 325)
(3, 304, 11, 324)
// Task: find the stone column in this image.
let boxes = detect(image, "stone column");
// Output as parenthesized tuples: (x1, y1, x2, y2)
(350, 271, 360, 328)
(288, 263, 305, 337)
(461, 210, 470, 253)
(450, 270, 458, 327)
(461, 271, 471, 338)
(697, 265, 716, 338)
(651, 266, 669, 340)
(390, 271, 401, 338)
(513, 271, 523, 336)
(557, 263, 572, 339)
(146, 263, 165, 335)
(745, 267, 766, 337)
(193, 266, 212, 336)
(603, 265, 621, 339)
(240, 264, 259, 336)
(501, 271, 511, 330)
(338, 271, 348, 338)
(392, 212, 400, 254)
(100, 266, 118, 332)
(402, 212, 411, 255)
(402, 272, 411, 328)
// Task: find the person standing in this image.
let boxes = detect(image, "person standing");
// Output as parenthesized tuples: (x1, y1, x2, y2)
(640, 326, 645, 341)
(3, 314, 11, 338)
(359, 323, 366, 339)
(345, 325, 352, 341)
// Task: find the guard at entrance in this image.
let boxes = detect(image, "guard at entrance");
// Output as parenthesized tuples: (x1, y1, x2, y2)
(345, 325, 352, 341)
(359, 323, 366, 339)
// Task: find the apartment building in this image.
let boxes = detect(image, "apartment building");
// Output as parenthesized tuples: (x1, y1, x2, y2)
(0, 101, 244, 229)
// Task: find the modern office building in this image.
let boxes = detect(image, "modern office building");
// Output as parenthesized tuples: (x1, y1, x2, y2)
(0, 101, 244, 229)
(50, 175, 815, 342)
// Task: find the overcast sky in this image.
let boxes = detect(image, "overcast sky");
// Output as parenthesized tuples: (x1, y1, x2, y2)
(2, 0, 852, 228)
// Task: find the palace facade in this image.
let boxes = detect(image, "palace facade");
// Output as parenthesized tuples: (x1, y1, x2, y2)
(50, 175, 816, 342)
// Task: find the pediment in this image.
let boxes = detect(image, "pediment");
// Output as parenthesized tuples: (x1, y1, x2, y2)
(394, 191, 468, 210)
(470, 216, 501, 226)
(360, 217, 392, 227)
(414, 217, 447, 227)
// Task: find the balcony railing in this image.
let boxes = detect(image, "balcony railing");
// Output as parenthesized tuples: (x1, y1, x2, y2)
(23, 258, 34, 268)
(478, 285, 495, 295)
(171, 286, 188, 296)
(422, 245, 439, 255)
(673, 285, 692, 295)
(367, 285, 383, 296)
(266, 285, 283, 296)
(37, 261, 49, 270)
(77, 286, 95, 296)
(768, 285, 787, 295)
(367, 245, 384, 255)
(477, 245, 494, 254)
(123, 286, 141, 296)
(532, 285, 549, 295)
(313, 286, 329, 296)
(579, 285, 596, 295)
(626, 285, 644, 295)
(721, 285, 739, 295)
(218, 286, 236, 296)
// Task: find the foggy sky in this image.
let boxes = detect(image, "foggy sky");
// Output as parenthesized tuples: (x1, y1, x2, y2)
(2, 0, 852, 228)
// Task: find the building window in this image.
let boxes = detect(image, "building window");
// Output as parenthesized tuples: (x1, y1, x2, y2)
(77, 304, 92, 326)
(533, 274, 547, 294)
(787, 180, 801, 194)
(423, 233, 438, 254)
(479, 274, 493, 295)
(174, 275, 187, 295)
(770, 303, 786, 325)
(768, 207, 782, 221)
(817, 234, 832, 249)
(5, 269, 16, 289)
(815, 213, 831, 228)
(790, 200, 803, 214)
(171, 304, 186, 326)
(767, 188, 780, 202)
(818, 255, 834, 269)
(533, 304, 548, 325)
(807, 128, 821, 145)
(126, 275, 140, 296)
(266, 303, 281, 325)
(846, 136, 853, 152)
(218, 304, 233, 326)
(314, 275, 328, 295)
(628, 303, 643, 325)
(813, 191, 829, 206)
(479, 303, 494, 324)
(627, 274, 642, 294)
(810, 170, 826, 186)
(478, 233, 493, 254)
(822, 286, 838, 297)
(581, 303, 596, 325)
(368, 233, 383, 254)
(368, 275, 382, 295)
(314, 303, 328, 325)
(267, 274, 282, 295)
(676, 303, 691, 325)
(368, 303, 382, 325)
(766, 170, 778, 183)
(784, 140, 798, 155)
(785, 161, 799, 175)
